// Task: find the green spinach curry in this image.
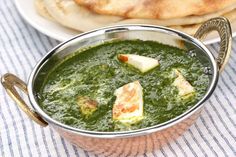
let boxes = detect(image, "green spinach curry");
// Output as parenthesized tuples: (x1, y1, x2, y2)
(38, 40, 209, 131)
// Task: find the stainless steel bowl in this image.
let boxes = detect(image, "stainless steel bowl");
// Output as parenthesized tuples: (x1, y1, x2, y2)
(1, 17, 232, 156)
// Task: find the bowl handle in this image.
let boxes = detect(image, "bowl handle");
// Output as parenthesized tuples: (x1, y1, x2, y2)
(1, 73, 48, 127)
(194, 17, 232, 72)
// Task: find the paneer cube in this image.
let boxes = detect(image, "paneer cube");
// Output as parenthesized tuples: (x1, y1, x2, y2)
(113, 81, 144, 124)
(173, 69, 195, 99)
(118, 54, 159, 73)
(77, 96, 98, 117)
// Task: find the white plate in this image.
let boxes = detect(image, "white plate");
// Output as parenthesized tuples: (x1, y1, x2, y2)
(15, 0, 236, 44)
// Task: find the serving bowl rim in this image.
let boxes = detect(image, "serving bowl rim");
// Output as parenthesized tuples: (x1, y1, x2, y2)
(27, 24, 219, 138)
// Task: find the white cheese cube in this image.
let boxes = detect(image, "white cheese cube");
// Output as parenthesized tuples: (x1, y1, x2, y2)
(118, 54, 159, 73)
(173, 69, 195, 99)
(113, 81, 143, 124)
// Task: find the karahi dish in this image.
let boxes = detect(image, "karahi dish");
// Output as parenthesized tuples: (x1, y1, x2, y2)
(1, 17, 232, 155)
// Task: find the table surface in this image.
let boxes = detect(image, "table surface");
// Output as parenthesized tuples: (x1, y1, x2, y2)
(0, 0, 236, 157)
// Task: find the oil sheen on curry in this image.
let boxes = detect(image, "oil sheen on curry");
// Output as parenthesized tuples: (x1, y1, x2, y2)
(38, 40, 209, 131)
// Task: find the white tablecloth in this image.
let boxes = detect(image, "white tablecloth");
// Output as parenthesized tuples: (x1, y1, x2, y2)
(0, 0, 236, 157)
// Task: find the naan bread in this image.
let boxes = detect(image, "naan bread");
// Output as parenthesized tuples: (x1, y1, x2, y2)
(117, 4, 236, 26)
(37, 0, 236, 27)
(43, 0, 122, 31)
(37, 0, 236, 35)
(170, 9, 236, 35)
(74, 0, 236, 19)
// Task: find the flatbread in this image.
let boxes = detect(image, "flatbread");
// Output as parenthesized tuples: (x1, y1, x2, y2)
(74, 0, 236, 19)
(37, 0, 236, 26)
(116, 4, 236, 26)
(37, 0, 236, 35)
(35, 0, 54, 21)
(43, 0, 122, 31)
(170, 9, 236, 35)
